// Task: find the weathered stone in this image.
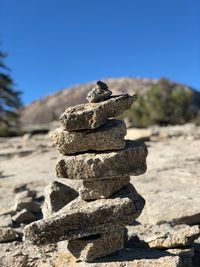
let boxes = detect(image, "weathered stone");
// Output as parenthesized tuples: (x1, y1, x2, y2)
(80, 176, 130, 200)
(126, 224, 200, 249)
(60, 94, 136, 131)
(87, 81, 112, 103)
(56, 140, 148, 180)
(68, 229, 124, 262)
(60, 249, 182, 267)
(42, 181, 78, 218)
(51, 119, 126, 155)
(24, 184, 145, 244)
(12, 209, 37, 223)
(0, 227, 18, 242)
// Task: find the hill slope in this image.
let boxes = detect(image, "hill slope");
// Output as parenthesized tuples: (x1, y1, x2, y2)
(20, 77, 200, 126)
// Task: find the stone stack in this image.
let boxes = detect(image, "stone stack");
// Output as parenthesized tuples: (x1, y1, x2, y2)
(24, 81, 148, 262)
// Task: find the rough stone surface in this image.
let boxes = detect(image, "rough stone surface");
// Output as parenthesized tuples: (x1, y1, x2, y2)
(42, 181, 78, 218)
(56, 140, 148, 180)
(0, 227, 18, 242)
(60, 94, 137, 131)
(87, 81, 112, 103)
(54, 249, 182, 267)
(80, 176, 130, 200)
(13, 197, 41, 213)
(126, 224, 200, 249)
(24, 184, 145, 244)
(51, 119, 127, 155)
(68, 229, 124, 262)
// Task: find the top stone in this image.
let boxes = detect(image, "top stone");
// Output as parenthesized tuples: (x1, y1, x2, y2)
(60, 94, 137, 131)
(87, 81, 112, 103)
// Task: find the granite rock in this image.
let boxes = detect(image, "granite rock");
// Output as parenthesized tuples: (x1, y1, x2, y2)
(60, 94, 136, 131)
(24, 184, 145, 244)
(68, 229, 124, 262)
(51, 119, 126, 155)
(42, 181, 78, 218)
(56, 140, 148, 180)
(80, 176, 130, 200)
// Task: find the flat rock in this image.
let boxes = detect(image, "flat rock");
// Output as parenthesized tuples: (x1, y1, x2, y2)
(53, 248, 182, 267)
(60, 94, 136, 131)
(80, 176, 130, 200)
(42, 181, 78, 218)
(0, 227, 18, 242)
(68, 229, 124, 262)
(24, 184, 145, 244)
(126, 224, 200, 249)
(56, 140, 148, 180)
(51, 119, 127, 155)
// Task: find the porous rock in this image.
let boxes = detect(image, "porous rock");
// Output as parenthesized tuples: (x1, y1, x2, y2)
(51, 119, 126, 155)
(0, 227, 18, 242)
(80, 176, 130, 200)
(60, 94, 136, 131)
(24, 184, 145, 244)
(42, 181, 78, 218)
(56, 140, 148, 180)
(68, 229, 124, 262)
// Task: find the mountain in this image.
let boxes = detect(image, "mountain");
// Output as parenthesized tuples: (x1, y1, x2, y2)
(20, 77, 200, 126)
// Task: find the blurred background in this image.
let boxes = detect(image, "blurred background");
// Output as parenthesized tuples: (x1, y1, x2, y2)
(0, 0, 200, 135)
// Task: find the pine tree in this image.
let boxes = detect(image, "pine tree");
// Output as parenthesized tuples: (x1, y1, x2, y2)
(0, 50, 22, 127)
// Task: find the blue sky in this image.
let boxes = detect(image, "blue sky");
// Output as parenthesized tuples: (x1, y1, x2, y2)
(1, 0, 200, 104)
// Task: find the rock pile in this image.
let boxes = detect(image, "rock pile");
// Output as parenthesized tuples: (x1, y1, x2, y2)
(24, 81, 148, 262)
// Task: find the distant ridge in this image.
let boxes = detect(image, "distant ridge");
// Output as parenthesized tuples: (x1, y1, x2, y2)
(20, 77, 200, 126)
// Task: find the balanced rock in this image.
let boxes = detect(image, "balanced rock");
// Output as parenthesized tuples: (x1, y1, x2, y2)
(42, 181, 78, 218)
(68, 229, 124, 262)
(51, 119, 126, 155)
(60, 94, 136, 131)
(56, 140, 147, 180)
(24, 185, 145, 244)
(80, 176, 130, 200)
(87, 80, 112, 103)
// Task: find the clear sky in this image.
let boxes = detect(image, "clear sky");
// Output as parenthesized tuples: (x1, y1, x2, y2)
(1, 0, 200, 104)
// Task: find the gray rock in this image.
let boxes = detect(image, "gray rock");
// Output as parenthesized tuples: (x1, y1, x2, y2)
(86, 81, 112, 103)
(12, 209, 37, 224)
(68, 229, 124, 262)
(80, 176, 130, 200)
(126, 224, 200, 249)
(42, 181, 78, 218)
(56, 140, 148, 180)
(24, 184, 145, 244)
(60, 94, 136, 131)
(0, 227, 18, 242)
(51, 119, 127, 155)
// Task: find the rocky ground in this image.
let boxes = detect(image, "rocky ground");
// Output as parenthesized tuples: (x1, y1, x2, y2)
(0, 123, 200, 266)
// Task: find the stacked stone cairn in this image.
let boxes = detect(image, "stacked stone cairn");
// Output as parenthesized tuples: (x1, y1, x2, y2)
(24, 81, 148, 262)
